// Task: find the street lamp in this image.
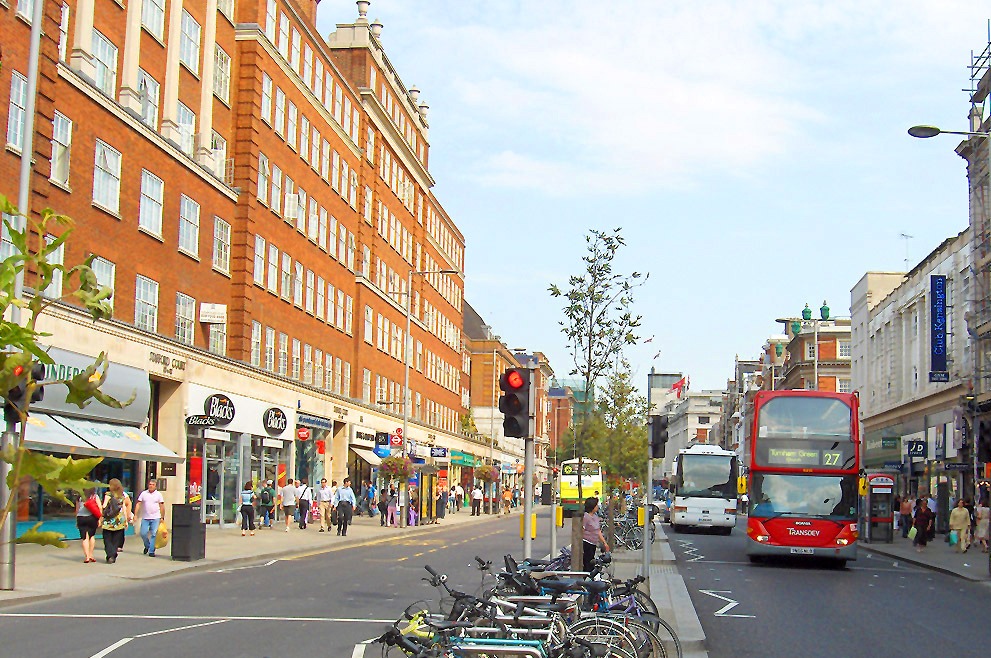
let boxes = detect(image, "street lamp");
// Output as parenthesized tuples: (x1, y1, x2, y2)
(399, 268, 459, 527)
(791, 301, 830, 390)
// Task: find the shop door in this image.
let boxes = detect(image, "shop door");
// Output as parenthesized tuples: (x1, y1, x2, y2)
(204, 441, 237, 525)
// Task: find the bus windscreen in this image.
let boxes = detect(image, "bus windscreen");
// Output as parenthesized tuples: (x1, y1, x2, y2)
(749, 473, 859, 519)
(678, 455, 736, 499)
(756, 396, 852, 440)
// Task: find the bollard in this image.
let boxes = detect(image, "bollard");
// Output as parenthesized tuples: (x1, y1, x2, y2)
(520, 512, 537, 539)
(556, 506, 564, 527)
(637, 506, 645, 527)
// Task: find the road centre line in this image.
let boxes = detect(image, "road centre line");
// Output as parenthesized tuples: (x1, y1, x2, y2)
(0, 612, 394, 624)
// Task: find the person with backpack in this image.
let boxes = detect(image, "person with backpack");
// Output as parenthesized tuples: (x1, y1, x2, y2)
(100, 478, 132, 563)
(258, 480, 276, 528)
(297, 479, 313, 529)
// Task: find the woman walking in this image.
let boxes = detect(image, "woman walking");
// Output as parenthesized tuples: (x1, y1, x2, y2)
(913, 498, 935, 553)
(974, 497, 990, 553)
(949, 498, 972, 552)
(581, 497, 610, 573)
(239, 482, 256, 536)
(100, 478, 132, 563)
(76, 488, 101, 563)
(386, 486, 399, 527)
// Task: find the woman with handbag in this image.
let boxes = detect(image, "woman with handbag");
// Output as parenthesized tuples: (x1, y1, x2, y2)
(949, 498, 972, 553)
(912, 498, 935, 553)
(76, 488, 102, 563)
(100, 478, 132, 563)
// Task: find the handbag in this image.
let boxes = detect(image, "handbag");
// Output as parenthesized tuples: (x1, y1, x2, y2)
(83, 496, 102, 519)
(907, 526, 918, 540)
(949, 530, 959, 545)
(155, 520, 169, 549)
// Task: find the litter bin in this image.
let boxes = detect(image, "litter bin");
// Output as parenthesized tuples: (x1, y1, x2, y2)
(171, 503, 206, 561)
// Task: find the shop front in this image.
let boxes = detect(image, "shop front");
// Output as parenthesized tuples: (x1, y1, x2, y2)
(451, 449, 479, 510)
(350, 427, 383, 490)
(295, 412, 336, 487)
(16, 347, 182, 539)
(185, 385, 294, 526)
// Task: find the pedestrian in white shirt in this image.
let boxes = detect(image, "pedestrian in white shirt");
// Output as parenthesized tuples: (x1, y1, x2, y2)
(317, 479, 334, 532)
(280, 480, 298, 532)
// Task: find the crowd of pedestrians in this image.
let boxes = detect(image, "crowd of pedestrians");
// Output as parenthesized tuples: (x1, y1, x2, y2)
(897, 491, 990, 554)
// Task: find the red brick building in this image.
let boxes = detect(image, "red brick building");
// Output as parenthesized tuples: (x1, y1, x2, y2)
(0, 0, 469, 532)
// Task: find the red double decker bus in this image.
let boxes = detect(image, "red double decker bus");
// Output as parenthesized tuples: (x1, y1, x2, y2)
(745, 390, 861, 566)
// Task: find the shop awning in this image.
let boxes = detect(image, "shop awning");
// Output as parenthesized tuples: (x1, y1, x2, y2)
(53, 416, 183, 463)
(351, 447, 382, 466)
(22, 413, 101, 456)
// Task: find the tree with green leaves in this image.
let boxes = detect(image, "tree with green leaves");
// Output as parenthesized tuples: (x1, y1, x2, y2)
(549, 227, 646, 567)
(0, 195, 128, 553)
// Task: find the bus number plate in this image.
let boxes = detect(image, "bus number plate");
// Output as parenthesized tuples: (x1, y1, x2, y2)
(790, 547, 814, 555)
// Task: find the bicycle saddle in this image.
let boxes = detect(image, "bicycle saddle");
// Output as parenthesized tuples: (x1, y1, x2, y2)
(540, 579, 584, 594)
(581, 580, 611, 595)
(425, 619, 473, 631)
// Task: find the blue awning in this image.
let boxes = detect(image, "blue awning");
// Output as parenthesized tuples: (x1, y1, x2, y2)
(22, 413, 101, 456)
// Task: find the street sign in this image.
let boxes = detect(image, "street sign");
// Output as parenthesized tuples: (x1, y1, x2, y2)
(430, 447, 448, 458)
(906, 440, 927, 458)
(389, 433, 403, 447)
(943, 462, 970, 470)
(882, 462, 904, 472)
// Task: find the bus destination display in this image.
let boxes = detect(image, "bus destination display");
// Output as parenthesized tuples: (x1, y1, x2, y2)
(767, 448, 844, 467)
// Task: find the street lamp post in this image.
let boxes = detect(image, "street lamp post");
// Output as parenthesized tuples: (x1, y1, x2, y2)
(400, 268, 458, 528)
(791, 301, 830, 390)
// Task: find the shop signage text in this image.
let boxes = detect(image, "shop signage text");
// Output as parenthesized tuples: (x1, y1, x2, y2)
(332, 406, 349, 420)
(198, 303, 227, 324)
(263, 407, 288, 435)
(204, 394, 236, 426)
(185, 415, 216, 427)
(297, 427, 311, 441)
(929, 275, 949, 382)
(944, 462, 969, 470)
(906, 440, 928, 458)
(430, 447, 448, 458)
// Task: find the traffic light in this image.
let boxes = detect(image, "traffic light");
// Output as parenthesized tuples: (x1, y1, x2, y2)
(4, 362, 45, 423)
(978, 419, 991, 464)
(649, 414, 669, 459)
(499, 368, 531, 438)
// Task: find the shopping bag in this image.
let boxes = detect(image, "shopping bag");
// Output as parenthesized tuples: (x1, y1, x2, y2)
(949, 530, 959, 545)
(155, 520, 170, 549)
(907, 526, 918, 540)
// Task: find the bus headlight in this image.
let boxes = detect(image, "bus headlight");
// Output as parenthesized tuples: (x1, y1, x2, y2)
(836, 538, 850, 546)
(755, 535, 770, 542)
(673, 506, 687, 513)
(724, 508, 736, 515)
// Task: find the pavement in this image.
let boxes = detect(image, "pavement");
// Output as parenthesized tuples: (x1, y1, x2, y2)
(0, 504, 505, 608)
(859, 528, 991, 582)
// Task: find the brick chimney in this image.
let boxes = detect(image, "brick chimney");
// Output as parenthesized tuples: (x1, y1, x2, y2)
(297, 0, 319, 26)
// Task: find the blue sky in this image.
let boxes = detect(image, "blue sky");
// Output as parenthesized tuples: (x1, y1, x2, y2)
(318, 1, 982, 391)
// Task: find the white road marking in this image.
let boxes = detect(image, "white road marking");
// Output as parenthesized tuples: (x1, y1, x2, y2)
(88, 619, 229, 658)
(0, 612, 393, 623)
(698, 590, 755, 618)
(352, 638, 379, 657)
(210, 559, 279, 572)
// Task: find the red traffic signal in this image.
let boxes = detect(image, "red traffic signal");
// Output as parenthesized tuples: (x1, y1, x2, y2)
(499, 368, 531, 438)
(505, 369, 525, 390)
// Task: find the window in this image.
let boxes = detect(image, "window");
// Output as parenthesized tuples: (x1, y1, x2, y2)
(261, 74, 273, 124)
(178, 195, 201, 257)
(326, 283, 335, 324)
(274, 88, 285, 135)
(292, 339, 301, 379)
(698, 416, 710, 425)
(92, 31, 118, 96)
(250, 321, 262, 367)
(91, 256, 115, 309)
(179, 10, 201, 74)
(290, 29, 301, 72)
(805, 340, 816, 361)
(210, 132, 227, 179)
(362, 369, 371, 403)
(137, 69, 160, 129)
(303, 44, 313, 87)
(265, 0, 277, 42)
(134, 275, 159, 332)
(257, 153, 270, 205)
(176, 102, 196, 156)
(264, 327, 275, 371)
(364, 306, 373, 344)
(270, 164, 282, 214)
(213, 217, 231, 272)
(277, 12, 289, 59)
(253, 235, 266, 285)
(314, 349, 323, 389)
(175, 292, 196, 345)
(209, 323, 227, 356)
(316, 277, 325, 320)
(280, 253, 291, 299)
(345, 295, 353, 334)
(838, 340, 851, 358)
(214, 46, 231, 103)
(837, 379, 852, 394)
(314, 60, 324, 102)
(6, 72, 27, 151)
(142, 0, 166, 39)
(303, 344, 313, 384)
(305, 269, 314, 313)
(293, 261, 303, 306)
(93, 141, 122, 213)
(59, 4, 70, 62)
(218, 0, 234, 21)
(287, 102, 297, 150)
(336, 289, 345, 328)
(42, 235, 64, 299)
(278, 333, 288, 375)
(267, 244, 279, 292)
(300, 116, 309, 161)
(50, 112, 72, 185)
(311, 126, 320, 167)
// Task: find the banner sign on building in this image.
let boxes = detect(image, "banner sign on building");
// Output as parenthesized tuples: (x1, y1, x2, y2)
(929, 275, 949, 383)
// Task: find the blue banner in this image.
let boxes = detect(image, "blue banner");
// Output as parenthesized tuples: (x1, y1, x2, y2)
(929, 275, 948, 381)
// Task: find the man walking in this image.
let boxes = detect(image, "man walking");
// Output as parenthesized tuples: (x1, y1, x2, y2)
(134, 479, 165, 558)
(471, 484, 483, 516)
(297, 479, 313, 529)
(317, 478, 334, 532)
(334, 477, 357, 536)
(259, 480, 276, 527)
(280, 478, 298, 532)
(456, 483, 465, 512)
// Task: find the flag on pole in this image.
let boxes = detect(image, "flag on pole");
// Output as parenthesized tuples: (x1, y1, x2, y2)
(671, 376, 687, 398)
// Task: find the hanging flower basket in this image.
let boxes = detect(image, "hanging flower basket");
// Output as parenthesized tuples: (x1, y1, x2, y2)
(379, 455, 414, 481)
(476, 465, 501, 483)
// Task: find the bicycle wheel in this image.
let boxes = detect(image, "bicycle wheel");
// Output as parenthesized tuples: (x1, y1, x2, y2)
(568, 616, 639, 656)
(646, 615, 681, 658)
(606, 616, 666, 658)
(627, 526, 644, 550)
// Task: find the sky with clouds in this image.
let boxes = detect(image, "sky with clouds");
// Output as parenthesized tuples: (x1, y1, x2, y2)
(318, 1, 985, 391)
